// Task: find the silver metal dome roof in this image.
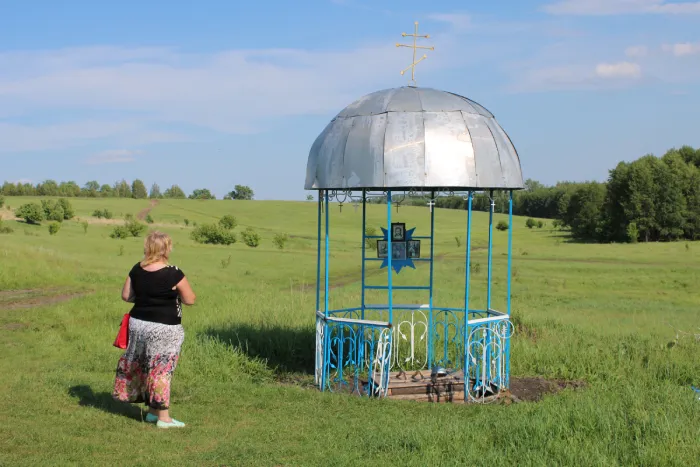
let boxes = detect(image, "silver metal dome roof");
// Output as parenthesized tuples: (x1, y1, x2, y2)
(305, 86, 524, 191)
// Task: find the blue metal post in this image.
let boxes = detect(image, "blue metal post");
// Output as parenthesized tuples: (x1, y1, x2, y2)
(486, 190, 495, 311)
(361, 190, 367, 320)
(387, 191, 393, 324)
(322, 190, 330, 391)
(316, 192, 322, 313)
(428, 191, 435, 368)
(507, 190, 513, 315)
(324, 190, 330, 318)
(463, 192, 473, 400)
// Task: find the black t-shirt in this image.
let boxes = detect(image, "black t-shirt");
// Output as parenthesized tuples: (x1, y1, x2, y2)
(128, 263, 185, 325)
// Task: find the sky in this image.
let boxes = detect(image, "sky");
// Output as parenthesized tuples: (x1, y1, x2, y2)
(1, 0, 699, 200)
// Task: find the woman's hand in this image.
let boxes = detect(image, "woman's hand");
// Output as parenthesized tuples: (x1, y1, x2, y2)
(176, 277, 196, 306)
(121, 276, 135, 303)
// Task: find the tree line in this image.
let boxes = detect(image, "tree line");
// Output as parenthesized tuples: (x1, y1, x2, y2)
(0, 179, 254, 200)
(367, 145, 700, 243)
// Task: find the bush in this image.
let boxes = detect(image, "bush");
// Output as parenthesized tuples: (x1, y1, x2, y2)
(110, 225, 131, 239)
(92, 208, 113, 219)
(48, 222, 61, 235)
(526, 218, 537, 229)
(126, 219, 147, 237)
(241, 227, 261, 247)
(58, 198, 75, 220)
(41, 200, 65, 222)
(496, 220, 509, 231)
(0, 220, 13, 234)
(15, 203, 44, 225)
(273, 233, 289, 250)
(184, 218, 190, 226)
(145, 214, 154, 224)
(537, 220, 544, 229)
(552, 219, 563, 230)
(0, 196, 4, 208)
(82, 221, 89, 234)
(219, 215, 237, 230)
(190, 223, 237, 245)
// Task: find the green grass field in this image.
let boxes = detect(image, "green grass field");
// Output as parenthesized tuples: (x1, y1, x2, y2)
(1, 197, 699, 466)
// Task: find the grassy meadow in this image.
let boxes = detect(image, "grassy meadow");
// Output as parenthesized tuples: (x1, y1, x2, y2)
(1, 196, 699, 466)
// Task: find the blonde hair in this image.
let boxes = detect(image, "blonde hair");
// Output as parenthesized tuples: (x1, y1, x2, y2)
(140, 231, 173, 267)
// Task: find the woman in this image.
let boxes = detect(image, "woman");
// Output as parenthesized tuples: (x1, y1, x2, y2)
(112, 231, 196, 429)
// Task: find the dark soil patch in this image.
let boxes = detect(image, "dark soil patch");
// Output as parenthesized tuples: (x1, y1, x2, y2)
(136, 199, 159, 221)
(505, 377, 586, 402)
(0, 288, 91, 310)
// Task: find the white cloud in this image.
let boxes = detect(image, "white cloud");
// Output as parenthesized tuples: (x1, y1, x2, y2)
(543, 0, 700, 15)
(625, 46, 648, 58)
(428, 13, 472, 32)
(663, 42, 700, 56)
(86, 149, 143, 165)
(0, 42, 451, 153)
(595, 61, 642, 78)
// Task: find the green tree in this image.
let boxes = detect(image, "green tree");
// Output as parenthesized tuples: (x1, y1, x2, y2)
(99, 184, 114, 197)
(83, 181, 100, 197)
(41, 200, 65, 222)
(114, 180, 132, 198)
(15, 203, 44, 224)
(149, 183, 162, 199)
(563, 182, 606, 241)
(228, 185, 254, 200)
(37, 180, 59, 196)
(58, 181, 81, 197)
(189, 188, 215, 200)
(58, 198, 75, 220)
(164, 185, 186, 199)
(132, 179, 148, 199)
(219, 215, 237, 230)
(0, 195, 4, 208)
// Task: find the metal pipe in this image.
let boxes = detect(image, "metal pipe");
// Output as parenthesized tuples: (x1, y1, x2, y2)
(316, 191, 322, 314)
(486, 190, 494, 310)
(387, 191, 393, 324)
(507, 190, 513, 315)
(324, 191, 330, 318)
(428, 190, 435, 368)
(361, 190, 367, 320)
(463, 192, 473, 401)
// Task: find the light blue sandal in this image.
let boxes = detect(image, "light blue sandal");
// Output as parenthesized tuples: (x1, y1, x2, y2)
(144, 413, 158, 423)
(156, 418, 185, 429)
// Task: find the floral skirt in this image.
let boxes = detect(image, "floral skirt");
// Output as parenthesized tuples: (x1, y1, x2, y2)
(112, 317, 185, 410)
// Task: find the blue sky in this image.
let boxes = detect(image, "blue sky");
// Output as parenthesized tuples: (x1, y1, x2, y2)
(1, 0, 699, 200)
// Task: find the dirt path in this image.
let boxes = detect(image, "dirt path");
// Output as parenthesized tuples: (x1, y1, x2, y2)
(0, 287, 91, 310)
(136, 199, 159, 220)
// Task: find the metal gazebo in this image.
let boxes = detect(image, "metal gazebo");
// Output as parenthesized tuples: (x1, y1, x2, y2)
(306, 86, 524, 402)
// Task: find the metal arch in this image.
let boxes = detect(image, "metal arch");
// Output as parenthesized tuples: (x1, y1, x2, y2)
(305, 86, 524, 191)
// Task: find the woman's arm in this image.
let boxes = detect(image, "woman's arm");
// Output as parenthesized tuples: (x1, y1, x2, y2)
(176, 277, 196, 305)
(121, 276, 135, 303)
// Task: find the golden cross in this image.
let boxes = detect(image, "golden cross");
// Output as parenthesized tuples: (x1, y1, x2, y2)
(396, 21, 434, 86)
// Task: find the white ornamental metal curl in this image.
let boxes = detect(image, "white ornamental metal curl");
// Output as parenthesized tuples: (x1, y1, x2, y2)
(315, 317, 324, 389)
(393, 310, 429, 371)
(370, 328, 392, 398)
(466, 319, 514, 403)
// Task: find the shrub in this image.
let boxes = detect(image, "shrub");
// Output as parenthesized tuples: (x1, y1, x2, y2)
(455, 236, 462, 248)
(48, 222, 61, 235)
(537, 220, 544, 229)
(273, 233, 289, 250)
(496, 220, 509, 231)
(57, 198, 75, 220)
(626, 222, 639, 244)
(184, 219, 190, 226)
(219, 215, 237, 230)
(41, 200, 65, 222)
(221, 255, 232, 268)
(145, 214, 154, 224)
(190, 223, 237, 245)
(0, 220, 13, 234)
(92, 208, 113, 219)
(0, 196, 4, 208)
(82, 221, 89, 234)
(241, 227, 261, 247)
(126, 219, 147, 237)
(110, 225, 131, 239)
(552, 219, 562, 230)
(15, 203, 44, 225)
(526, 218, 537, 229)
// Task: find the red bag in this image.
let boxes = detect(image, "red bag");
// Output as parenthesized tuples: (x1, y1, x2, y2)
(113, 313, 130, 349)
